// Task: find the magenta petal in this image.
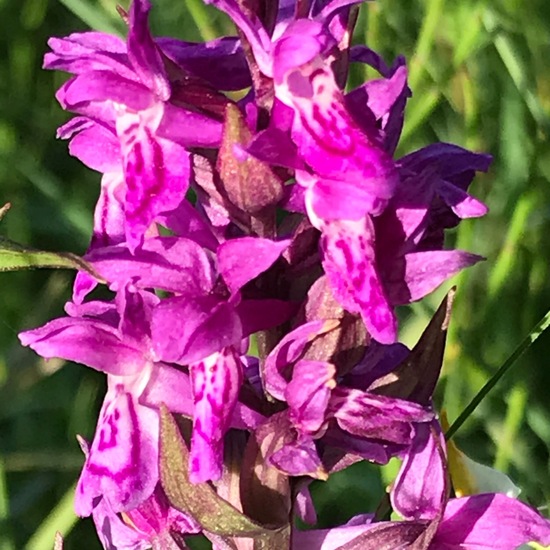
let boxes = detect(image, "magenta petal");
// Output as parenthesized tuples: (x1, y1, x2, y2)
(272, 20, 329, 83)
(19, 317, 144, 377)
(292, 517, 380, 550)
(348, 65, 409, 123)
(124, 486, 200, 538)
(116, 287, 157, 344)
(217, 237, 290, 294)
(203, 0, 272, 75)
(246, 126, 302, 170)
(270, 439, 324, 478)
(91, 171, 127, 249)
(92, 496, 150, 550)
(73, 171, 126, 304)
(157, 200, 219, 251)
(386, 250, 484, 305)
(73, 271, 99, 306)
(295, 484, 317, 525)
(156, 102, 223, 148)
(116, 106, 191, 250)
(61, 71, 153, 111)
(47, 31, 127, 54)
(127, 0, 171, 101)
(307, 176, 389, 222)
(286, 360, 335, 434)
(433, 494, 550, 549)
(44, 32, 130, 77)
(321, 218, 397, 344)
(75, 385, 159, 515)
(62, 119, 121, 173)
(438, 180, 488, 219)
(86, 236, 215, 295)
(322, 428, 390, 465)
(264, 320, 336, 400)
(391, 422, 446, 520)
(140, 362, 194, 418)
(328, 387, 432, 443)
(189, 348, 243, 483)
(152, 295, 242, 365)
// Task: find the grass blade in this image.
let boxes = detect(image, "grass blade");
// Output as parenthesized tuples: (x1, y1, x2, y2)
(408, 0, 445, 90)
(58, 0, 124, 34)
(0, 457, 15, 550)
(446, 308, 550, 440)
(24, 483, 78, 550)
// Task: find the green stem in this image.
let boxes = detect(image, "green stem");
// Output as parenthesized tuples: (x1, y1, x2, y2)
(446, 308, 550, 441)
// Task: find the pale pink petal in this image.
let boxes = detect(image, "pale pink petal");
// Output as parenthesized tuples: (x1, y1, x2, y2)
(189, 348, 243, 483)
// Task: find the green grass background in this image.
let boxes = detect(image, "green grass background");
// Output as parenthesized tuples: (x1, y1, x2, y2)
(1, 0, 550, 548)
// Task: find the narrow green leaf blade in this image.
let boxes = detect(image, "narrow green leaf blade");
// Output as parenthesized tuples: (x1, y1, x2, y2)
(446, 308, 550, 440)
(24, 483, 78, 550)
(0, 238, 101, 279)
(58, 0, 124, 34)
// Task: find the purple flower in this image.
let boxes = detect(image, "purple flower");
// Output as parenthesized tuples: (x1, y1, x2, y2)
(292, 494, 550, 549)
(45, 0, 231, 250)
(22, 0, 509, 544)
(206, 0, 398, 222)
(67, 233, 292, 483)
(260, 320, 433, 477)
(19, 287, 194, 515)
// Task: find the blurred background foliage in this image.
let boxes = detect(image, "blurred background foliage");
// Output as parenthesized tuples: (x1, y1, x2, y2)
(0, 0, 549, 548)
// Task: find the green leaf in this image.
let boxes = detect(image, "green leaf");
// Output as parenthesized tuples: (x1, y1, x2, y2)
(184, 0, 220, 41)
(0, 456, 15, 550)
(0, 238, 102, 279)
(158, 405, 287, 538)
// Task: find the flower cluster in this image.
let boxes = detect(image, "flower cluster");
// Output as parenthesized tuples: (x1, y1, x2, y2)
(19, 0, 550, 548)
